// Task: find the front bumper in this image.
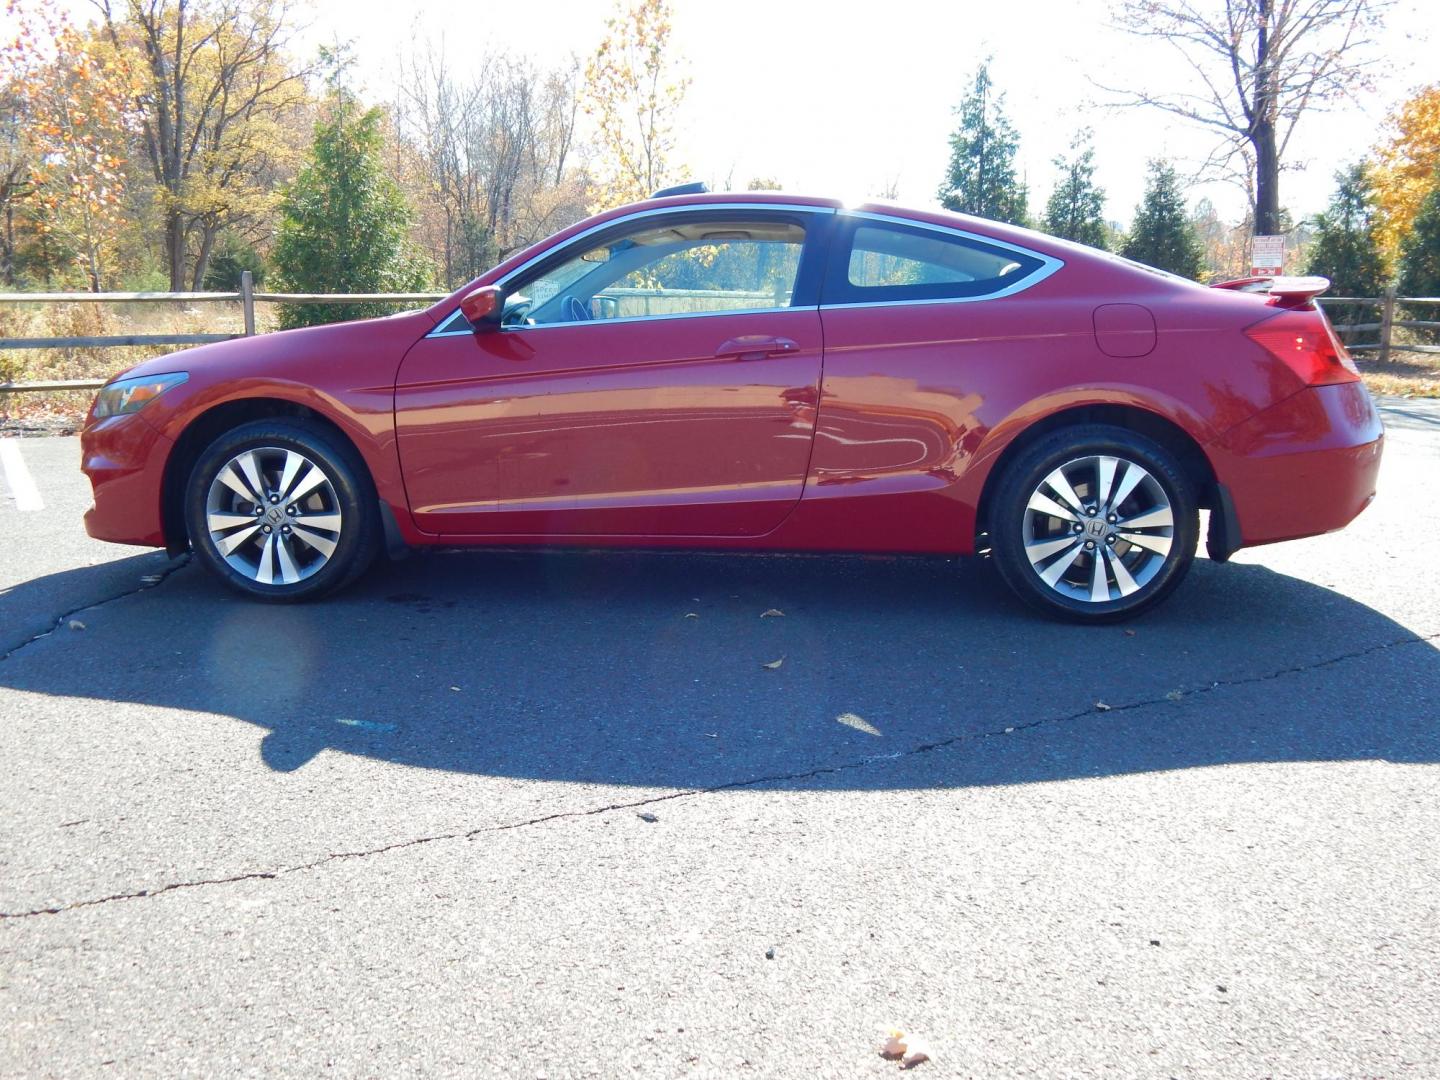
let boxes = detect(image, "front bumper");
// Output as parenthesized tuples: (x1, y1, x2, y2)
(81, 412, 173, 547)
(1209, 381, 1383, 549)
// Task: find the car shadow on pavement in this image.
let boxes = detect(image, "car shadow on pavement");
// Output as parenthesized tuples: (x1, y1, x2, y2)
(2, 547, 1436, 790)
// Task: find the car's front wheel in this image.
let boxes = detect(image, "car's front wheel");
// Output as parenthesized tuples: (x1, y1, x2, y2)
(184, 419, 379, 601)
(989, 425, 1199, 622)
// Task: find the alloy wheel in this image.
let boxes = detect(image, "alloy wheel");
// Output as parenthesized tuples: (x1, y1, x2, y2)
(204, 446, 344, 586)
(1021, 454, 1175, 604)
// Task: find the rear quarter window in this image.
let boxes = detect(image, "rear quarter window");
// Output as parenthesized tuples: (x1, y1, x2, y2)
(824, 217, 1054, 305)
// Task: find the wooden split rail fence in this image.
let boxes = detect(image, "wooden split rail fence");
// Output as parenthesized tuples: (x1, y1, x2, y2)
(2, 272, 1438, 396)
(1322, 287, 1440, 363)
(0, 271, 447, 395)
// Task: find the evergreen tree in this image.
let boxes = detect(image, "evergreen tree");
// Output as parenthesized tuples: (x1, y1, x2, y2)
(937, 60, 1028, 226)
(1121, 161, 1205, 280)
(1398, 172, 1440, 342)
(272, 96, 431, 329)
(1304, 162, 1387, 296)
(1042, 130, 1107, 248)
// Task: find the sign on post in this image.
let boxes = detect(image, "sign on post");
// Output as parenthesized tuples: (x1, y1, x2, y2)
(1251, 235, 1285, 278)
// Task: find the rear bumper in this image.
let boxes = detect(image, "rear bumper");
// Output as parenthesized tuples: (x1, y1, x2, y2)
(1210, 381, 1383, 549)
(81, 412, 172, 547)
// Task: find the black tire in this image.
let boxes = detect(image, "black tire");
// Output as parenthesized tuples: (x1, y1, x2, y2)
(184, 418, 380, 602)
(989, 424, 1198, 622)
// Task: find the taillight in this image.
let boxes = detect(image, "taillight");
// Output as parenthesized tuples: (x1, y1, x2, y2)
(1243, 309, 1360, 387)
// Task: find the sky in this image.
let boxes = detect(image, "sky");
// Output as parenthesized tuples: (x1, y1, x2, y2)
(23, 0, 1440, 227)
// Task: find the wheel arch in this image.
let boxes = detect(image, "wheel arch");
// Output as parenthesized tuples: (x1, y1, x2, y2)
(973, 402, 1219, 547)
(160, 397, 377, 556)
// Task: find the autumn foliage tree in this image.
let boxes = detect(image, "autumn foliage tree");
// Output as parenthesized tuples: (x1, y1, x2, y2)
(94, 0, 310, 290)
(584, 0, 690, 209)
(1373, 84, 1440, 264)
(1, 1, 135, 289)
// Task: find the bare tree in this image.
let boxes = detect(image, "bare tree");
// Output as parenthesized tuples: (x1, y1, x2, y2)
(394, 44, 586, 287)
(1100, 0, 1389, 235)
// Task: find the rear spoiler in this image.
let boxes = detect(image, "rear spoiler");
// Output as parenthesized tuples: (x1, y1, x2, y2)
(1211, 275, 1331, 310)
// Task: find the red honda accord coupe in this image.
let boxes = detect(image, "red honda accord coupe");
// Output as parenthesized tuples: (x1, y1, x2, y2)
(80, 189, 1382, 620)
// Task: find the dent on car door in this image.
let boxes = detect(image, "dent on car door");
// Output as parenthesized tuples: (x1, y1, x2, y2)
(394, 209, 830, 537)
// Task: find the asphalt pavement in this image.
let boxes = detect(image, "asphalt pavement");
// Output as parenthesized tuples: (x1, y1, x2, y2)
(1, 400, 1438, 1078)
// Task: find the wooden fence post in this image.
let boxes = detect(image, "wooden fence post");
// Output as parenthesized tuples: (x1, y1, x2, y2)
(1378, 284, 1396, 365)
(240, 270, 256, 336)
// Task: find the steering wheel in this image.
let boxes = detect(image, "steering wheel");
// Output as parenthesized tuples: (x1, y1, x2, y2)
(562, 294, 592, 322)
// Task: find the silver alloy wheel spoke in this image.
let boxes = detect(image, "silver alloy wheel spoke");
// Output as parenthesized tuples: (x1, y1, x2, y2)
(1022, 453, 1175, 604)
(278, 450, 305, 501)
(1027, 490, 1080, 523)
(1105, 544, 1141, 596)
(235, 452, 267, 502)
(217, 464, 258, 503)
(1119, 506, 1174, 530)
(275, 535, 301, 584)
(1039, 542, 1085, 586)
(1090, 549, 1110, 603)
(1026, 534, 1081, 561)
(1096, 456, 1118, 510)
(1106, 463, 1145, 514)
(290, 523, 337, 558)
(219, 522, 262, 555)
(286, 465, 328, 505)
(205, 446, 342, 587)
(1117, 530, 1172, 556)
(1043, 468, 1086, 514)
(207, 511, 257, 532)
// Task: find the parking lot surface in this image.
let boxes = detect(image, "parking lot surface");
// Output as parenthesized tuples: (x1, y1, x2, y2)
(2, 400, 1438, 1078)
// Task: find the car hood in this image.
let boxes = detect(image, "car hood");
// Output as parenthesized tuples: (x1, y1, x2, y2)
(110, 308, 439, 386)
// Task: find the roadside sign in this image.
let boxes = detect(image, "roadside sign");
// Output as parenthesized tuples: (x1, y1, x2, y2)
(1251, 234, 1285, 277)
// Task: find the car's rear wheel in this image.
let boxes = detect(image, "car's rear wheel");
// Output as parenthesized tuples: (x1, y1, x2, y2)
(184, 419, 379, 601)
(989, 425, 1198, 622)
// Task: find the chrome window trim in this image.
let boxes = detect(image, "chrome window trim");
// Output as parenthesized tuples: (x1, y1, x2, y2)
(426, 202, 835, 338)
(824, 209, 1065, 306)
(425, 304, 823, 338)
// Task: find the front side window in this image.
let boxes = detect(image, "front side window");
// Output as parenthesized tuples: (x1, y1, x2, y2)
(825, 218, 1050, 305)
(503, 218, 806, 327)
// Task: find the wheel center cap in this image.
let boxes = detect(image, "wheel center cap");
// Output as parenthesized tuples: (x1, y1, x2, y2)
(265, 506, 286, 526)
(1085, 518, 1106, 538)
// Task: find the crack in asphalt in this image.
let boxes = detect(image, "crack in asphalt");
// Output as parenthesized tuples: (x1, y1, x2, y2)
(0, 555, 192, 663)
(4, 626, 1436, 921)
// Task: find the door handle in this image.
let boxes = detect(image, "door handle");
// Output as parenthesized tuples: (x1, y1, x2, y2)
(714, 335, 799, 360)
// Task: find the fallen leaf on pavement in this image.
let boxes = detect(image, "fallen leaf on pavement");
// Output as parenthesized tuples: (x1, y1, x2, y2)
(1095, 701, 1111, 711)
(761, 657, 784, 670)
(760, 608, 785, 618)
(637, 812, 659, 823)
(880, 1030, 931, 1069)
(1166, 689, 1184, 702)
(836, 712, 881, 736)
(68, 620, 85, 631)
(1123, 628, 1136, 636)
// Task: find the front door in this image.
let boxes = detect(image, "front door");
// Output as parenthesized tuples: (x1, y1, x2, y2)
(395, 208, 828, 537)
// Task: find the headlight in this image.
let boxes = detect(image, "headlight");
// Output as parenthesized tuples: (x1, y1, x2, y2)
(91, 372, 188, 419)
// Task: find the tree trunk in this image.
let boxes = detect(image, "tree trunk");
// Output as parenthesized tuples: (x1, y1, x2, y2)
(191, 222, 219, 291)
(1252, 118, 1281, 236)
(166, 209, 187, 291)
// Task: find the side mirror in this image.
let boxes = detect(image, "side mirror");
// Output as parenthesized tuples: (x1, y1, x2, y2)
(459, 285, 503, 329)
